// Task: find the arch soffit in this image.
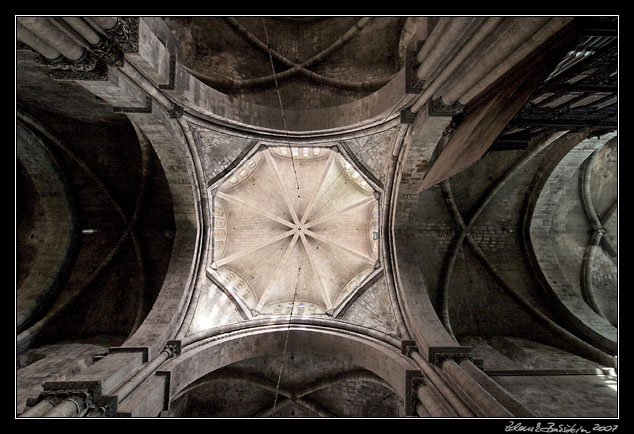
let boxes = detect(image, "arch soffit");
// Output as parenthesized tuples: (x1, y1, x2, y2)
(162, 326, 418, 402)
(120, 108, 204, 357)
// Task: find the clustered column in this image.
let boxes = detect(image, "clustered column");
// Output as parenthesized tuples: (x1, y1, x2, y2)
(407, 346, 534, 417)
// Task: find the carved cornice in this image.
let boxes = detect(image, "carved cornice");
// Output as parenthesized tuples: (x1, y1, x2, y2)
(91, 36, 124, 67)
(35, 50, 97, 71)
(428, 97, 464, 117)
(428, 346, 473, 367)
(35, 51, 110, 81)
(105, 17, 139, 53)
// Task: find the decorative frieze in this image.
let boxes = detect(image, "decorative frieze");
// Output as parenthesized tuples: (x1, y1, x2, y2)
(104, 17, 140, 53)
(30, 17, 139, 81)
(91, 36, 124, 67)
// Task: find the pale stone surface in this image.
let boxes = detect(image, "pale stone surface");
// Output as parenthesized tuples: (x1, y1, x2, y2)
(207, 146, 379, 317)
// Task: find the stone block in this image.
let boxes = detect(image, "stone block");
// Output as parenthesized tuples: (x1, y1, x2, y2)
(75, 67, 148, 109)
(125, 18, 172, 87)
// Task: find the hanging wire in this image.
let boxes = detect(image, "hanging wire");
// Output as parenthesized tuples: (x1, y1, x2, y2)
(272, 265, 301, 411)
(258, 18, 426, 414)
(261, 18, 300, 192)
(260, 17, 302, 414)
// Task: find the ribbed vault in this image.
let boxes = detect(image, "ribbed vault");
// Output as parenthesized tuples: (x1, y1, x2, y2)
(208, 145, 379, 317)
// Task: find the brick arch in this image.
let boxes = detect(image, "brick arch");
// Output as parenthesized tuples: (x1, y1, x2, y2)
(16, 121, 77, 333)
(524, 131, 617, 355)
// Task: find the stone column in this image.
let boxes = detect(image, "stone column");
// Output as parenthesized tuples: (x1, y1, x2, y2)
(91, 17, 118, 31)
(410, 350, 474, 416)
(17, 17, 85, 61)
(19, 398, 57, 417)
(441, 359, 513, 417)
(61, 17, 101, 45)
(16, 23, 61, 59)
(43, 396, 88, 417)
(459, 359, 535, 417)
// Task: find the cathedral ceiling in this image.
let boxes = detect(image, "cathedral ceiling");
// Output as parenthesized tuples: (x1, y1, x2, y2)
(15, 16, 617, 418)
(208, 145, 379, 317)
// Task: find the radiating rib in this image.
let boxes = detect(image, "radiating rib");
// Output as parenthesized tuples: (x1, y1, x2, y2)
(212, 229, 295, 268)
(299, 232, 333, 310)
(216, 191, 296, 230)
(255, 232, 300, 311)
(300, 151, 336, 225)
(303, 228, 376, 265)
(304, 195, 375, 229)
(263, 149, 300, 225)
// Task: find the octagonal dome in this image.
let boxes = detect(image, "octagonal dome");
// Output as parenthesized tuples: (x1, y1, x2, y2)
(209, 145, 380, 317)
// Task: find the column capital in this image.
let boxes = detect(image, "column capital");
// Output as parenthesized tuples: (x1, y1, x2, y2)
(26, 380, 102, 414)
(400, 339, 418, 356)
(405, 370, 426, 416)
(429, 346, 473, 367)
(104, 17, 140, 53)
(405, 48, 425, 94)
(35, 51, 109, 81)
(428, 97, 464, 117)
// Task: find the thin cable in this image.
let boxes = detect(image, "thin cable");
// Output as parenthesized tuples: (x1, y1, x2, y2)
(261, 18, 300, 192)
(272, 265, 301, 412)
(260, 17, 302, 414)
(260, 27, 424, 412)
